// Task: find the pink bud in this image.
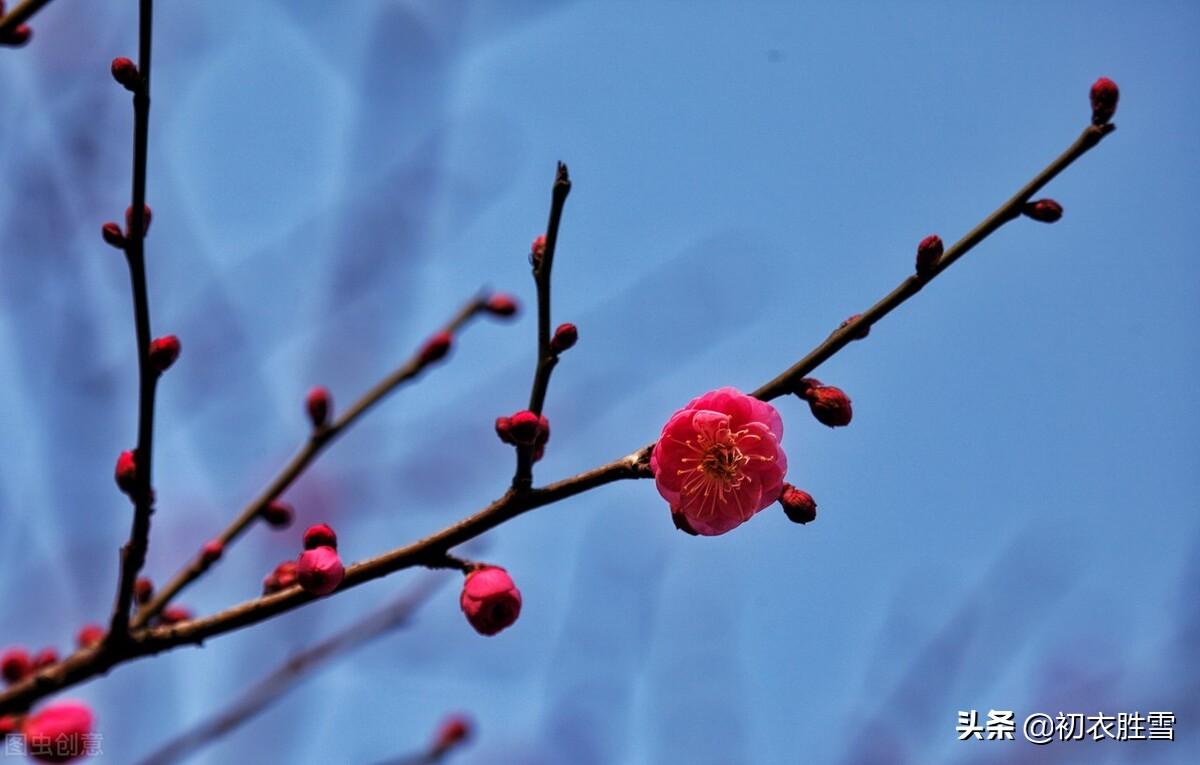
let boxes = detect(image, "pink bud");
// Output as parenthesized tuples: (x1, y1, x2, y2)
(779, 484, 818, 524)
(148, 335, 181, 373)
(484, 293, 519, 317)
(263, 560, 299, 594)
(125, 204, 152, 237)
(0, 649, 32, 685)
(530, 234, 547, 265)
(111, 56, 139, 91)
(23, 701, 93, 763)
(550, 322, 578, 354)
(0, 24, 32, 48)
(507, 410, 550, 447)
(803, 384, 853, 427)
(303, 523, 337, 551)
(32, 648, 58, 670)
(433, 714, 473, 752)
(101, 222, 126, 249)
(261, 500, 294, 529)
(200, 540, 224, 565)
(494, 416, 514, 444)
(114, 450, 138, 495)
(134, 576, 154, 604)
(1090, 77, 1119, 126)
(297, 546, 344, 596)
(160, 606, 192, 624)
(76, 625, 104, 650)
(839, 314, 870, 340)
(915, 234, 943, 278)
(1021, 199, 1063, 223)
(306, 386, 331, 428)
(419, 331, 453, 365)
(460, 566, 521, 636)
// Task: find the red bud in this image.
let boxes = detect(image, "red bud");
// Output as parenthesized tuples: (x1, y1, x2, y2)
(433, 714, 473, 752)
(0, 24, 32, 48)
(200, 540, 224, 565)
(32, 648, 58, 670)
(114, 450, 138, 495)
(419, 331, 453, 365)
(915, 234, 943, 278)
(0, 649, 32, 685)
(76, 625, 105, 650)
(306, 386, 331, 429)
(111, 57, 139, 91)
(160, 606, 192, 625)
(550, 323, 578, 354)
(303, 523, 337, 551)
(1021, 199, 1063, 223)
(778, 484, 818, 524)
(101, 222, 126, 249)
(530, 235, 547, 266)
(263, 560, 299, 594)
(507, 410, 549, 447)
(1089, 77, 1119, 126)
(125, 204, 152, 237)
(297, 546, 344, 596)
(134, 577, 154, 604)
(494, 416, 514, 444)
(261, 500, 294, 529)
(148, 335, 181, 373)
(802, 385, 853, 427)
(484, 293, 519, 317)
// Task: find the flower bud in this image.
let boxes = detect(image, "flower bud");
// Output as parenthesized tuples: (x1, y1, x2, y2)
(778, 484, 817, 524)
(76, 625, 104, 650)
(134, 577, 154, 604)
(0, 715, 19, 737)
(484, 293, 519, 318)
(125, 204, 152, 237)
(200, 540, 224, 565)
(1090, 77, 1119, 126)
(32, 648, 58, 670)
(114, 450, 138, 495)
(529, 234, 547, 266)
(550, 322, 578, 354)
(111, 56, 139, 91)
(0, 24, 32, 48)
(23, 701, 93, 763)
(839, 314, 870, 340)
(101, 222, 126, 249)
(419, 331, 453, 365)
(433, 714, 473, 753)
(507, 410, 549, 447)
(148, 335, 181, 373)
(494, 416, 514, 444)
(160, 606, 192, 625)
(1021, 199, 1063, 223)
(261, 500, 294, 529)
(263, 560, 298, 594)
(802, 384, 853, 427)
(0, 649, 32, 685)
(303, 523, 337, 551)
(305, 386, 331, 428)
(297, 546, 344, 596)
(915, 234, 943, 278)
(460, 565, 521, 636)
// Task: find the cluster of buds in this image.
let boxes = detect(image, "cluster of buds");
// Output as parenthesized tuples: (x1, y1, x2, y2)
(791, 378, 853, 427)
(494, 410, 551, 461)
(459, 565, 521, 636)
(0, 3, 32, 47)
(263, 524, 345, 596)
(1, 646, 60, 687)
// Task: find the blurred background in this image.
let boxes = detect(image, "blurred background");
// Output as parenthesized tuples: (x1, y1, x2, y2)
(0, 1, 1197, 763)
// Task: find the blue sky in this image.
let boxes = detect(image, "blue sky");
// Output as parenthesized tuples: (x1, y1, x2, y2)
(1, 2, 1197, 763)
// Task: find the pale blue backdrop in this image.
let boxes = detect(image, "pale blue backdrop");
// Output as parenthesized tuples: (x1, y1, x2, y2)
(0, 1, 1197, 763)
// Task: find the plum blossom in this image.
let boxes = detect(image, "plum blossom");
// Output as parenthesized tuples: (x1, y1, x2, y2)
(651, 387, 788, 536)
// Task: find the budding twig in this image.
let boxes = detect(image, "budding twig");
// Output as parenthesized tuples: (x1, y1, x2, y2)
(514, 162, 572, 489)
(134, 576, 442, 765)
(108, 0, 158, 644)
(0, 107, 1115, 716)
(130, 294, 492, 629)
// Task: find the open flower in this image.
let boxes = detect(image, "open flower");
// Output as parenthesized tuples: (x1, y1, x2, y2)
(651, 387, 788, 536)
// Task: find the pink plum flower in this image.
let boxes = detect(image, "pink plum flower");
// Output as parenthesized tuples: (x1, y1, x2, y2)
(23, 701, 93, 763)
(460, 566, 521, 636)
(651, 387, 788, 536)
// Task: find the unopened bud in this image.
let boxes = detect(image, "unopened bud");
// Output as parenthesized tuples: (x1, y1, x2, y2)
(160, 606, 192, 625)
(114, 450, 138, 495)
(0, 649, 32, 685)
(200, 540, 224, 565)
(303, 523, 337, 551)
(110, 57, 139, 91)
(529, 234, 547, 266)
(125, 204, 152, 237)
(1089, 77, 1119, 126)
(134, 577, 154, 604)
(550, 323, 578, 354)
(101, 222, 126, 249)
(261, 500, 294, 529)
(799, 384, 853, 428)
(0, 25, 32, 48)
(419, 331, 453, 365)
(306, 386, 331, 429)
(76, 625, 105, 650)
(915, 234, 943, 278)
(778, 484, 818, 524)
(297, 546, 344, 596)
(484, 293, 519, 318)
(433, 714, 473, 753)
(1021, 199, 1063, 223)
(148, 335, 181, 373)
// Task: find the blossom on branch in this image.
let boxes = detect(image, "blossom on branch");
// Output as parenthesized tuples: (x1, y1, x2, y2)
(460, 566, 521, 636)
(651, 387, 788, 536)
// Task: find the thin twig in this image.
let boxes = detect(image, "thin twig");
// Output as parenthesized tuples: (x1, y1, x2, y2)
(134, 576, 444, 765)
(512, 163, 572, 489)
(0, 118, 1115, 715)
(130, 294, 491, 629)
(0, 0, 53, 37)
(108, 0, 157, 643)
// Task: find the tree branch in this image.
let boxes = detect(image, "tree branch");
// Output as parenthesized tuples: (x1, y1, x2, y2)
(130, 294, 492, 629)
